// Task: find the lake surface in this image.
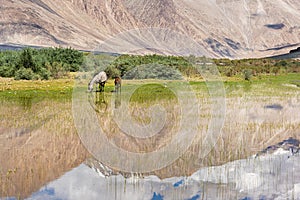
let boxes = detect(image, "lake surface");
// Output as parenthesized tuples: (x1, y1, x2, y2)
(27, 150, 300, 200)
(0, 81, 299, 199)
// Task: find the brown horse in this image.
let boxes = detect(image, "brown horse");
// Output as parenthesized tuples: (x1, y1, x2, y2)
(114, 77, 121, 93)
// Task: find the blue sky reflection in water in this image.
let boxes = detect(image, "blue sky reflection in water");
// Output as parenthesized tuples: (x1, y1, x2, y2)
(26, 149, 300, 200)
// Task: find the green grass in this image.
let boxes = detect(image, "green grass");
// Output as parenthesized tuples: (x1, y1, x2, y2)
(129, 83, 177, 103)
(1, 73, 298, 107)
(187, 73, 299, 98)
(0, 80, 74, 110)
(224, 73, 299, 96)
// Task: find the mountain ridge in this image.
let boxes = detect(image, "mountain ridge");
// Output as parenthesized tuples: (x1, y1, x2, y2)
(1, 0, 299, 58)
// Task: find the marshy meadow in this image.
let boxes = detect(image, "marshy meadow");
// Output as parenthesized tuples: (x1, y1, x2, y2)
(0, 48, 299, 199)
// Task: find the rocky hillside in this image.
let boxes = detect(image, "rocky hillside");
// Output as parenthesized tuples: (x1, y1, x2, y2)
(1, 0, 300, 58)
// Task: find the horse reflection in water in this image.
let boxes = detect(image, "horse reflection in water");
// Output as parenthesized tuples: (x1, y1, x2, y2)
(114, 77, 122, 109)
(114, 77, 121, 93)
(114, 92, 121, 109)
(89, 89, 120, 112)
(88, 71, 108, 113)
(88, 91, 108, 114)
(88, 74, 122, 112)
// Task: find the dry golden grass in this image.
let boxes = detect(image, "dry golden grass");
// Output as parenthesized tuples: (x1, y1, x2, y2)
(86, 89, 300, 178)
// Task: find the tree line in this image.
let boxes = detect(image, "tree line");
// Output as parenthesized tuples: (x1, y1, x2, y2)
(213, 58, 300, 80)
(0, 47, 83, 80)
(0, 47, 298, 80)
(103, 54, 299, 80)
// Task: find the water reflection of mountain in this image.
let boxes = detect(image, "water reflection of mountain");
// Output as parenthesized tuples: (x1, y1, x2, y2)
(27, 145, 300, 200)
(0, 98, 89, 199)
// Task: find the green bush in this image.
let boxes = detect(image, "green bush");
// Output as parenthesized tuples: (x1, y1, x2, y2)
(17, 48, 39, 72)
(49, 62, 67, 79)
(0, 65, 16, 77)
(123, 63, 182, 80)
(243, 69, 252, 81)
(32, 74, 41, 80)
(105, 66, 121, 78)
(0, 47, 84, 80)
(224, 67, 235, 77)
(14, 68, 35, 80)
(38, 67, 51, 80)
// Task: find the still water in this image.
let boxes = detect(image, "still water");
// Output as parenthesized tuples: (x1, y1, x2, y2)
(27, 151, 300, 200)
(1, 83, 300, 199)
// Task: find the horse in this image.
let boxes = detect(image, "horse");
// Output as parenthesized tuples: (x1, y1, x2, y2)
(114, 77, 121, 93)
(88, 71, 108, 92)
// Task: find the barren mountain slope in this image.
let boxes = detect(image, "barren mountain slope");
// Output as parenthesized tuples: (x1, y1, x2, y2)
(0, 0, 299, 58)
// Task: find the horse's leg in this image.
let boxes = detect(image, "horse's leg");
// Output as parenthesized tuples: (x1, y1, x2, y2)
(100, 82, 105, 92)
(115, 83, 118, 93)
(115, 80, 121, 93)
(98, 82, 101, 92)
(117, 84, 120, 93)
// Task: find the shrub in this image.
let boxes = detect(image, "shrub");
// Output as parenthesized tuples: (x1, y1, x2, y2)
(50, 62, 67, 79)
(224, 67, 235, 77)
(17, 48, 39, 72)
(123, 63, 182, 80)
(38, 67, 51, 80)
(0, 65, 16, 77)
(105, 66, 121, 78)
(32, 74, 41, 80)
(243, 69, 252, 81)
(271, 67, 280, 75)
(14, 68, 35, 80)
